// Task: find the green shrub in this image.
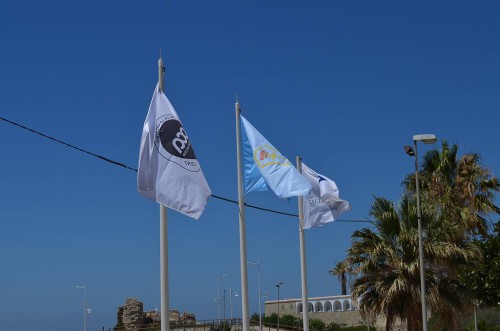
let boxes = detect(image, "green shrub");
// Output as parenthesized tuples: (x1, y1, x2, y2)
(326, 321, 342, 331)
(344, 326, 376, 331)
(309, 319, 326, 331)
(280, 314, 301, 329)
(250, 312, 260, 322)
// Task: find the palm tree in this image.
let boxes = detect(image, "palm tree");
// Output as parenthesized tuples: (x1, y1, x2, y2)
(404, 141, 500, 237)
(329, 260, 351, 295)
(347, 196, 480, 331)
(404, 141, 500, 328)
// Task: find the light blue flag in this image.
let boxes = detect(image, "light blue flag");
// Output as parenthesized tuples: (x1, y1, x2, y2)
(240, 115, 312, 198)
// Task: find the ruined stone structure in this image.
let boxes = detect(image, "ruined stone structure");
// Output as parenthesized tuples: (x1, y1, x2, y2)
(116, 298, 196, 330)
(122, 298, 145, 331)
(179, 312, 196, 324)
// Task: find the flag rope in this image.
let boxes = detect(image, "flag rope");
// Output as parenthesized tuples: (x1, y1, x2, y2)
(0, 115, 369, 223)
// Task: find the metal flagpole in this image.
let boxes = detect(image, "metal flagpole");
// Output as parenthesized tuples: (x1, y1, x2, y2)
(158, 55, 170, 331)
(296, 156, 310, 331)
(235, 98, 250, 331)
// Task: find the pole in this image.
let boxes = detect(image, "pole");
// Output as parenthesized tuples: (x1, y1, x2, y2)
(473, 303, 478, 331)
(230, 284, 233, 321)
(159, 55, 170, 331)
(277, 285, 281, 331)
(256, 259, 262, 331)
(83, 287, 86, 331)
(218, 277, 221, 325)
(217, 275, 226, 325)
(77, 285, 87, 331)
(296, 157, 310, 331)
(247, 260, 263, 331)
(235, 99, 250, 331)
(223, 289, 227, 322)
(414, 140, 427, 331)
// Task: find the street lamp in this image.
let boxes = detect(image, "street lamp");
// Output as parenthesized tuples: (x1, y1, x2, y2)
(217, 274, 227, 325)
(223, 289, 227, 322)
(473, 300, 478, 331)
(247, 260, 262, 330)
(404, 133, 437, 331)
(214, 298, 219, 322)
(229, 284, 239, 322)
(76, 285, 87, 331)
(275, 282, 283, 331)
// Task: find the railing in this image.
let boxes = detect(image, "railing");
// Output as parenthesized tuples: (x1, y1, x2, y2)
(109, 318, 246, 331)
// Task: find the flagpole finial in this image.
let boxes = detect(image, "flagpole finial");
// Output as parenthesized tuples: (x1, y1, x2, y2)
(158, 50, 165, 71)
(235, 94, 241, 112)
(158, 51, 165, 92)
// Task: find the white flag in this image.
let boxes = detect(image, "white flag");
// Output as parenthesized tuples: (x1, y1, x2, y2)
(137, 85, 211, 220)
(301, 163, 351, 229)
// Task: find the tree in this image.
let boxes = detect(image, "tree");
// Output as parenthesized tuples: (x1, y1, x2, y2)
(404, 141, 500, 238)
(250, 312, 260, 323)
(461, 221, 500, 308)
(345, 141, 499, 330)
(404, 141, 500, 327)
(329, 260, 351, 295)
(347, 196, 480, 331)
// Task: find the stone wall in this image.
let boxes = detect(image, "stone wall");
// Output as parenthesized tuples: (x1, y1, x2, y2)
(264, 296, 406, 331)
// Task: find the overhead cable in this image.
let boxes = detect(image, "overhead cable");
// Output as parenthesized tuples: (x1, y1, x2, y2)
(1, 116, 368, 223)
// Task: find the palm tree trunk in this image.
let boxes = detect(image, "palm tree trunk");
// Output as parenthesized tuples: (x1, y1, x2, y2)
(341, 274, 347, 295)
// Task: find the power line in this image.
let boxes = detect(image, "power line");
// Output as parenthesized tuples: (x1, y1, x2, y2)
(0, 116, 136, 172)
(0, 115, 367, 223)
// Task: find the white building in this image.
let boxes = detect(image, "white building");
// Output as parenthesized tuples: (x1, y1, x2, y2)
(264, 294, 405, 330)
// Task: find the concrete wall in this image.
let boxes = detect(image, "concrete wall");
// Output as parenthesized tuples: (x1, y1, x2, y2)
(264, 297, 406, 331)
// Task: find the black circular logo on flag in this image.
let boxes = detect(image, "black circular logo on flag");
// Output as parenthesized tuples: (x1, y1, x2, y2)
(158, 119, 197, 159)
(155, 115, 200, 172)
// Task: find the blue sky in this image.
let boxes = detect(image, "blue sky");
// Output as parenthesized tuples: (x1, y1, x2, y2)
(1, 1, 499, 330)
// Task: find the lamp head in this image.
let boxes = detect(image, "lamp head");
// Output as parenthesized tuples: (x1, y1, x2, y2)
(275, 281, 283, 287)
(413, 134, 437, 144)
(404, 145, 415, 156)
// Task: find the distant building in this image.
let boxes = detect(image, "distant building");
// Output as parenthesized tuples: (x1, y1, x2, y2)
(264, 294, 406, 330)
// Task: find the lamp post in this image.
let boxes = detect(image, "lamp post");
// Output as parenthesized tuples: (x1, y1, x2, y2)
(404, 133, 437, 331)
(275, 282, 283, 331)
(473, 302, 478, 331)
(76, 285, 87, 331)
(217, 274, 227, 325)
(214, 298, 219, 323)
(229, 284, 239, 322)
(247, 260, 262, 330)
(223, 289, 227, 322)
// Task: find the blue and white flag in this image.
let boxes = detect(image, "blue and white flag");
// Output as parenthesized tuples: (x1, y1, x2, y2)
(137, 85, 211, 220)
(240, 115, 311, 198)
(301, 162, 351, 229)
